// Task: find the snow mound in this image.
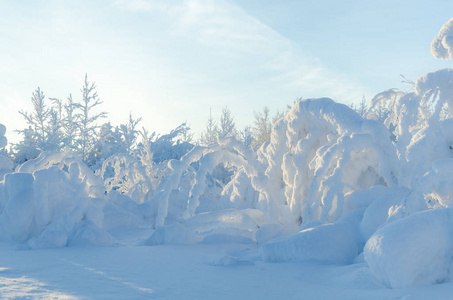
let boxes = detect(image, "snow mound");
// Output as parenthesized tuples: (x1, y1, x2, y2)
(255, 223, 299, 245)
(432, 18, 453, 59)
(418, 158, 453, 208)
(359, 187, 410, 240)
(0, 153, 115, 248)
(0, 173, 36, 241)
(364, 208, 453, 288)
(145, 209, 258, 245)
(260, 210, 363, 264)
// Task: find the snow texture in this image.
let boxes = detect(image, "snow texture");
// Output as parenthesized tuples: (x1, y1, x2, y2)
(364, 208, 453, 288)
(145, 209, 258, 245)
(260, 209, 363, 264)
(0, 152, 115, 248)
(432, 18, 453, 59)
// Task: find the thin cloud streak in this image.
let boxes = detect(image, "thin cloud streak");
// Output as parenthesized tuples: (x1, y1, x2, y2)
(115, 0, 367, 102)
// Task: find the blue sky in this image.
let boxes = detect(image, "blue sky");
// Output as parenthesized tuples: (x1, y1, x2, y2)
(0, 0, 452, 143)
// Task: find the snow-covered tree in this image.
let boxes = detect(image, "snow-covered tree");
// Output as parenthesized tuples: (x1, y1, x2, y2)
(17, 87, 49, 150)
(86, 122, 125, 169)
(371, 99, 389, 122)
(240, 126, 253, 148)
(147, 123, 194, 164)
(118, 113, 142, 152)
(13, 126, 39, 163)
(46, 98, 65, 151)
(199, 108, 218, 146)
(219, 106, 237, 139)
(357, 95, 368, 117)
(181, 122, 194, 143)
(62, 94, 77, 150)
(252, 106, 272, 147)
(16, 88, 69, 157)
(272, 109, 286, 125)
(73, 74, 107, 160)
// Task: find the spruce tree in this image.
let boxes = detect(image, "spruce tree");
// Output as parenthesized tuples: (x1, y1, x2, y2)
(73, 74, 107, 160)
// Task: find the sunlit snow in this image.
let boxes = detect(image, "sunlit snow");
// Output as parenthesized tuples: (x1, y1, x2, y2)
(1, 12, 453, 300)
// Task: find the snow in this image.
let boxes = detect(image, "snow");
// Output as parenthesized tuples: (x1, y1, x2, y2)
(364, 208, 453, 288)
(358, 187, 409, 240)
(432, 17, 453, 59)
(260, 209, 363, 264)
(0, 153, 114, 248)
(0, 241, 453, 299)
(145, 209, 258, 245)
(2, 16, 453, 299)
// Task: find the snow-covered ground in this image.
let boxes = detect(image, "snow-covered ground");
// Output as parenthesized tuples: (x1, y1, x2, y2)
(2, 238, 453, 300)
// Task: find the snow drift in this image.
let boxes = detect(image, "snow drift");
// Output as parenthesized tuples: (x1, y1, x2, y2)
(364, 208, 453, 288)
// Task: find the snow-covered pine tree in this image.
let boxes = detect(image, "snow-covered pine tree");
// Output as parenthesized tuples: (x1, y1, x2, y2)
(181, 122, 194, 143)
(18, 87, 49, 150)
(240, 125, 254, 148)
(219, 106, 237, 139)
(73, 74, 107, 161)
(46, 98, 65, 151)
(62, 94, 78, 151)
(199, 108, 219, 146)
(358, 95, 368, 118)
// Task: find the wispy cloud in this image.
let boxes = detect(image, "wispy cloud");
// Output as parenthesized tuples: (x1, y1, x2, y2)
(1, 0, 368, 144)
(115, 0, 367, 103)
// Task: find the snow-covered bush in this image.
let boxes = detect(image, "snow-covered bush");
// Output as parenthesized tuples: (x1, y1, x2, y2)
(0, 151, 114, 248)
(359, 17, 453, 288)
(146, 98, 399, 246)
(147, 123, 194, 164)
(226, 98, 399, 226)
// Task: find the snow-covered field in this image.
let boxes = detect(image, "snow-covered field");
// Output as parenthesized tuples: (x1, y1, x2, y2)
(2, 240, 453, 300)
(1, 15, 453, 300)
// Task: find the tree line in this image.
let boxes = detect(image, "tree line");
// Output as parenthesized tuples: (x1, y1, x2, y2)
(5, 75, 383, 168)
